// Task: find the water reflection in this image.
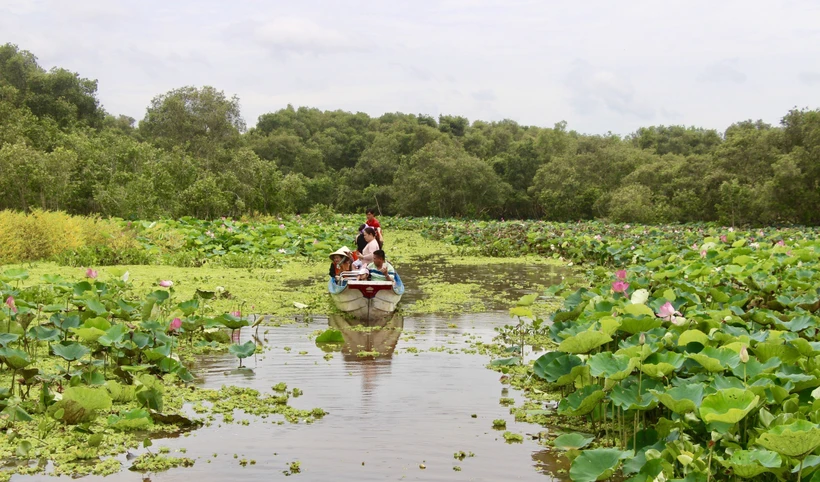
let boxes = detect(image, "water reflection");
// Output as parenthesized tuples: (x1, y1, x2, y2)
(328, 313, 404, 361)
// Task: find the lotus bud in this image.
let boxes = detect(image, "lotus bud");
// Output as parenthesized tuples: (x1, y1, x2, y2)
(639, 333, 646, 345)
(739, 345, 749, 363)
(159, 280, 173, 288)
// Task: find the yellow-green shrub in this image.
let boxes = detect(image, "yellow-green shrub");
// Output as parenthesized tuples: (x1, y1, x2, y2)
(0, 209, 137, 264)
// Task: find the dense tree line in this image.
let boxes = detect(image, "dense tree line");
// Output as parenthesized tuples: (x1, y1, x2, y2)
(1, 43, 818, 225)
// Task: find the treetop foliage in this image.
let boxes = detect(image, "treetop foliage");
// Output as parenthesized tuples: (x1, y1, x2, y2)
(1, 42, 818, 225)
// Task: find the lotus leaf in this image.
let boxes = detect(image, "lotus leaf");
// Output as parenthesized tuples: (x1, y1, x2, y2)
(177, 299, 199, 316)
(717, 449, 781, 478)
(641, 352, 685, 378)
(108, 408, 153, 431)
(490, 357, 520, 367)
(558, 385, 605, 417)
(216, 314, 249, 330)
(754, 342, 801, 363)
(533, 352, 583, 383)
(588, 352, 636, 381)
(651, 383, 704, 413)
(557, 330, 612, 354)
(73, 327, 106, 343)
(569, 448, 629, 482)
(516, 293, 538, 306)
(699, 388, 758, 424)
(678, 329, 709, 346)
(618, 316, 663, 335)
(610, 379, 661, 411)
(0, 333, 20, 347)
(509, 306, 533, 318)
(229, 341, 256, 359)
(28, 326, 60, 342)
(98, 324, 129, 347)
(553, 433, 594, 450)
(105, 381, 137, 403)
(53, 386, 112, 424)
(0, 347, 31, 369)
(83, 299, 108, 316)
(757, 420, 820, 458)
(623, 303, 655, 317)
(137, 388, 163, 412)
(315, 329, 344, 343)
(687, 346, 740, 372)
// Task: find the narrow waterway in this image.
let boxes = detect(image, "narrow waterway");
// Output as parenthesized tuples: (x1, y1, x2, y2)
(17, 262, 572, 481)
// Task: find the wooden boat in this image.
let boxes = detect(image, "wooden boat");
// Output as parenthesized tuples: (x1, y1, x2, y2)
(328, 271, 404, 321)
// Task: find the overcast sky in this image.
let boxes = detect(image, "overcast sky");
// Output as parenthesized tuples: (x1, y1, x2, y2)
(2, 0, 819, 134)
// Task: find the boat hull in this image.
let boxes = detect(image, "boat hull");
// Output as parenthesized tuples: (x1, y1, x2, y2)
(329, 274, 404, 321)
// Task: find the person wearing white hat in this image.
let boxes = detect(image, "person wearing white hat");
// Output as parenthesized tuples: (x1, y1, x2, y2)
(328, 248, 352, 279)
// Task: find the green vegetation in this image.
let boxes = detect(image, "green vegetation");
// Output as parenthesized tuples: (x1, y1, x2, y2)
(487, 224, 820, 481)
(2, 43, 819, 224)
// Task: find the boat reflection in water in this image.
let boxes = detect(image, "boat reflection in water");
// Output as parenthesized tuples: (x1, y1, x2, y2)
(326, 313, 404, 362)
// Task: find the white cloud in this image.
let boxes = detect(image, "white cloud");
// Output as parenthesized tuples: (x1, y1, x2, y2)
(248, 17, 369, 56)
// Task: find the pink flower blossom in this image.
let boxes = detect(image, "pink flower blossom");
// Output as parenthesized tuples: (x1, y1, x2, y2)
(700, 250, 707, 258)
(776, 240, 785, 247)
(616, 269, 627, 280)
(279, 224, 286, 229)
(691, 243, 698, 250)
(159, 280, 173, 288)
(206, 230, 215, 238)
(231, 310, 241, 317)
(594, 235, 602, 241)
(85, 268, 98, 279)
(612, 281, 629, 293)
(169, 318, 182, 331)
(227, 227, 233, 233)
(720, 235, 727, 243)
(5, 296, 17, 314)
(657, 301, 680, 321)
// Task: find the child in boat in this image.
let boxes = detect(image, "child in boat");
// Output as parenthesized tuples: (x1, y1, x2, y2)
(366, 208, 383, 248)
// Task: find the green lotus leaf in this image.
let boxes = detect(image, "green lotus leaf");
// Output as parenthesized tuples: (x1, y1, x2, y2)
(533, 352, 583, 383)
(3, 268, 29, 281)
(588, 352, 636, 381)
(699, 388, 758, 424)
(228, 340, 256, 359)
(641, 352, 685, 378)
(98, 324, 129, 347)
(610, 380, 661, 411)
(719, 449, 781, 478)
(52, 386, 112, 424)
(757, 420, 820, 458)
(216, 314, 249, 330)
(688, 346, 740, 372)
(315, 329, 344, 343)
(136, 388, 163, 412)
(618, 315, 663, 335)
(0, 347, 31, 370)
(731, 357, 781, 379)
(73, 327, 106, 343)
(104, 381, 137, 403)
(509, 306, 533, 318)
(83, 299, 108, 316)
(28, 326, 60, 342)
(753, 342, 800, 364)
(651, 383, 704, 414)
(623, 303, 655, 317)
(557, 330, 612, 354)
(569, 448, 630, 482)
(490, 357, 520, 366)
(177, 299, 200, 316)
(678, 329, 709, 346)
(0, 333, 20, 347)
(516, 293, 538, 306)
(107, 408, 153, 431)
(553, 432, 595, 450)
(558, 385, 605, 417)
(557, 365, 590, 387)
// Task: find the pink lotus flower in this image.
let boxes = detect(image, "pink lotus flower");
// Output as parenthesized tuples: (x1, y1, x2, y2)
(615, 269, 627, 280)
(657, 301, 680, 321)
(5, 296, 17, 314)
(85, 268, 98, 279)
(231, 310, 241, 317)
(594, 235, 602, 241)
(639, 332, 646, 345)
(279, 224, 286, 229)
(700, 250, 707, 258)
(691, 243, 698, 250)
(776, 240, 785, 247)
(739, 345, 749, 363)
(205, 230, 215, 238)
(612, 281, 629, 293)
(720, 235, 728, 243)
(159, 280, 173, 288)
(169, 318, 182, 331)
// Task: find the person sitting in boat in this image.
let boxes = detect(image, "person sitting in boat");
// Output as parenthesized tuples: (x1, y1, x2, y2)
(328, 248, 352, 279)
(359, 227, 380, 265)
(367, 250, 396, 282)
(355, 224, 367, 257)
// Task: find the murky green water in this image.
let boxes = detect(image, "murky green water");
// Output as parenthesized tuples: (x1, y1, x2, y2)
(16, 263, 571, 481)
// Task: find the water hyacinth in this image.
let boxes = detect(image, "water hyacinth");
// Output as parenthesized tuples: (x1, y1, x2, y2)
(611, 281, 629, 294)
(159, 280, 173, 288)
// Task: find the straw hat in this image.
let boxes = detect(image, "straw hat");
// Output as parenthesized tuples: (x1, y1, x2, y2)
(329, 248, 351, 261)
(340, 246, 355, 258)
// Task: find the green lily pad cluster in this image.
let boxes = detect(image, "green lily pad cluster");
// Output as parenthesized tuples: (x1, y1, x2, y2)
(0, 269, 264, 477)
(499, 226, 820, 481)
